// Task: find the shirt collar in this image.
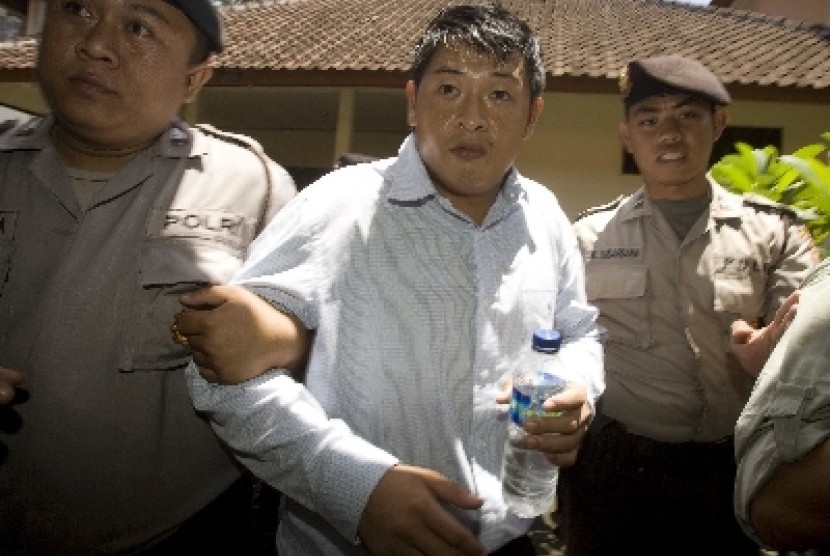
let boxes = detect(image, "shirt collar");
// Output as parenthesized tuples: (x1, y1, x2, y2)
(0, 113, 53, 151)
(618, 186, 652, 222)
(384, 134, 437, 203)
(0, 114, 199, 160)
(384, 133, 523, 209)
(707, 179, 744, 220)
(618, 178, 741, 223)
(156, 118, 202, 158)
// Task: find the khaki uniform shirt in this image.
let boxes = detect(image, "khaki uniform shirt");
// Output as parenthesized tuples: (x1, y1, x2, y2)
(734, 257, 830, 546)
(573, 181, 818, 442)
(0, 115, 296, 555)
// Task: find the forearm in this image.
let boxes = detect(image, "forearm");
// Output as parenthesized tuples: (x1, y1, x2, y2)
(186, 364, 398, 539)
(751, 438, 830, 551)
(257, 305, 312, 375)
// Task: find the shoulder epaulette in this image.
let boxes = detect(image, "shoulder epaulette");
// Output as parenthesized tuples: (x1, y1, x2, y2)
(195, 123, 275, 235)
(575, 194, 626, 222)
(195, 123, 265, 153)
(0, 115, 43, 141)
(742, 193, 800, 220)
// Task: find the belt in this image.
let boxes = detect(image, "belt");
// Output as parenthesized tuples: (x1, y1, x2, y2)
(593, 414, 734, 469)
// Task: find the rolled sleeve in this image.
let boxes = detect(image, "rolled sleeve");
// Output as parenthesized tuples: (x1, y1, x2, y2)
(735, 260, 830, 543)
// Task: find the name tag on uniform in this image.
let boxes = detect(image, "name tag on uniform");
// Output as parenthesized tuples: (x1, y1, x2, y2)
(589, 247, 640, 260)
(147, 208, 248, 249)
(0, 211, 17, 243)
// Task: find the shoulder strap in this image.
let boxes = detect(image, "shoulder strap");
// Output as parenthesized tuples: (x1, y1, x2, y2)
(575, 194, 626, 222)
(195, 123, 274, 235)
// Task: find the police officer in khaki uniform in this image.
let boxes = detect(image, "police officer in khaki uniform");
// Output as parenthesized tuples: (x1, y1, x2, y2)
(0, 1, 296, 554)
(561, 55, 819, 555)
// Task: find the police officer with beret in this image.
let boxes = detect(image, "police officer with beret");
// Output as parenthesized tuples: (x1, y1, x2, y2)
(561, 54, 819, 554)
(0, 1, 296, 554)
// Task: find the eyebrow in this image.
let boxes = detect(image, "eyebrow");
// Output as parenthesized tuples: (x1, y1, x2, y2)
(633, 96, 702, 114)
(431, 66, 519, 80)
(128, 2, 171, 27)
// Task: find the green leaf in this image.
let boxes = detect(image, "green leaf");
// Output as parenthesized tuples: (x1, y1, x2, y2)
(711, 132, 830, 258)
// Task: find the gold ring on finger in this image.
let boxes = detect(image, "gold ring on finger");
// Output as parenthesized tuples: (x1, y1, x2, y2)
(170, 323, 189, 346)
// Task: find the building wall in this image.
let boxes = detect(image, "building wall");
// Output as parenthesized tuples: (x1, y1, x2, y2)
(1, 81, 826, 220)
(729, 0, 830, 25)
(519, 92, 830, 217)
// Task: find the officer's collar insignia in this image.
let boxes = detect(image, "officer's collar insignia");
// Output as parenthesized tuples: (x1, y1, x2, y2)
(169, 127, 189, 147)
(15, 116, 43, 137)
(619, 65, 632, 98)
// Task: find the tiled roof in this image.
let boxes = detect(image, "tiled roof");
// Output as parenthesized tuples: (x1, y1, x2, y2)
(1, 0, 828, 95)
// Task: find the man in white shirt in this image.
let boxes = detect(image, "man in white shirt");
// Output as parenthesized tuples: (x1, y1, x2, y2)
(176, 5, 604, 555)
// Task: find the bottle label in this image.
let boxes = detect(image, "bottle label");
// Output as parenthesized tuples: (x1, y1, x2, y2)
(508, 374, 565, 426)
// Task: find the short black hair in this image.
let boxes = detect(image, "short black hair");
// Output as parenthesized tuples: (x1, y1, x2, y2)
(189, 28, 212, 65)
(411, 4, 545, 100)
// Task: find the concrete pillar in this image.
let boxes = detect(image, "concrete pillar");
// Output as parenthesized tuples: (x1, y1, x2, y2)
(333, 87, 355, 167)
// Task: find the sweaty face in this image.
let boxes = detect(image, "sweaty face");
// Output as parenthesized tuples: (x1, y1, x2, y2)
(406, 44, 542, 224)
(620, 94, 727, 200)
(37, 0, 210, 152)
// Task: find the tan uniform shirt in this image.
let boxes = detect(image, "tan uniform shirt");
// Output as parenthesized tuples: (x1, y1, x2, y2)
(0, 115, 296, 554)
(573, 181, 818, 442)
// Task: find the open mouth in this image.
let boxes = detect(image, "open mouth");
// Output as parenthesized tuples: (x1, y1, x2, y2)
(658, 152, 685, 162)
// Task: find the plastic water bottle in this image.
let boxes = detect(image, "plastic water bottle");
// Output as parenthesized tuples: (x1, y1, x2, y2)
(502, 328, 567, 518)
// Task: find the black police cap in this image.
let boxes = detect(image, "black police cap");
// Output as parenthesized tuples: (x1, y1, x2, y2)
(620, 54, 731, 109)
(164, 0, 223, 54)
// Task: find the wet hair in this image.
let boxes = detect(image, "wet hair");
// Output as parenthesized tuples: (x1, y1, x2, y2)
(411, 3, 545, 100)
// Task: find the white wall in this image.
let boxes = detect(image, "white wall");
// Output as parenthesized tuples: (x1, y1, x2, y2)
(1, 81, 825, 220)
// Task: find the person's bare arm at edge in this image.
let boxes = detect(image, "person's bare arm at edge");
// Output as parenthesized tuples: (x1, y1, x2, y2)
(175, 285, 311, 384)
(0, 366, 24, 405)
(730, 290, 801, 378)
(358, 464, 487, 556)
(750, 437, 830, 551)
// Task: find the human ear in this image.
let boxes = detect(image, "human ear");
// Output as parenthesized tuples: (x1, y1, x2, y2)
(712, 107, 729, 142)
(618, 121, 633, 154)
(405, 80, 418, 128)
(523, 96, 544, 140)
(184, 63, 214, 104)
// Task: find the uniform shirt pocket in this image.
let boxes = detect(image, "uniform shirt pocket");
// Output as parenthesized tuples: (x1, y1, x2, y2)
(118, 238, 244, 372)
(585, 262, 651, 348)
(712, 257, 766, 320)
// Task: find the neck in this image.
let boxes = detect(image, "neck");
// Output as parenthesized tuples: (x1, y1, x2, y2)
(51, 126, 156, 172)
(644, 176, 711, 201)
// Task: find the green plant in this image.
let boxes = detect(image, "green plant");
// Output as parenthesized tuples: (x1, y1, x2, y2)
(710, 132, 830, 257)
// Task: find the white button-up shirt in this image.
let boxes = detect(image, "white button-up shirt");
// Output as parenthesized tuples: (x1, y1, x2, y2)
(188, 135, 603, 554)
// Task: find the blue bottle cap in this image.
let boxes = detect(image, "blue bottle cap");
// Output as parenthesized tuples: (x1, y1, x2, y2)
(532, 328, 561, 352)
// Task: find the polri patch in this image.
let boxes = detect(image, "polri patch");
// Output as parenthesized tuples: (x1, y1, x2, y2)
(148, 208, 248, 249)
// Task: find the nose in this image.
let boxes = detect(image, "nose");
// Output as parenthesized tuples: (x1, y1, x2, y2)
(657, 117, 682, 144)
(456, 95, 487, 132)
(75, 21, 118, 67)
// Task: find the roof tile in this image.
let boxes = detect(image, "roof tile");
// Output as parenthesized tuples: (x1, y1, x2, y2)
(0, 0, 828, 90)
